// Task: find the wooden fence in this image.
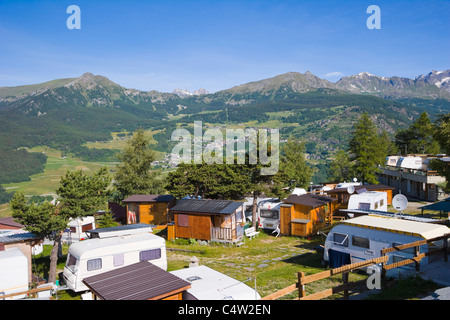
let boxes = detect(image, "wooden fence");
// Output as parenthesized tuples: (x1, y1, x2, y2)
(262, 233, 449, 300)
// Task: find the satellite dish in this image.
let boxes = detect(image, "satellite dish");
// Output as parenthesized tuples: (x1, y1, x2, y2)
(347, 185, 355, 195)
(392, 194, 408, 212)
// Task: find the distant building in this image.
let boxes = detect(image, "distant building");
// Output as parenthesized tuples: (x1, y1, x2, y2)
(377, 155, 448, 202)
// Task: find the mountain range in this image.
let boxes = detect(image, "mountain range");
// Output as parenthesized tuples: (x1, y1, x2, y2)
(0, 69, 449, 184)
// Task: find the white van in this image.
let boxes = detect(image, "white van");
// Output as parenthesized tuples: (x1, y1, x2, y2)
(348, 191, 388, 211)
(323, 216, 450, 277)
(63, 233, 167, 292)
(257, 198, 281, 231)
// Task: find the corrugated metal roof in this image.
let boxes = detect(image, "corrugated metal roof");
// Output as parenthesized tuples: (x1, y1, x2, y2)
(83, 261, 191, 300)
(122, 194, 175, 203)
(85, 223, 153, 238)
(170, 199, 244, 215)
(283, 193, 336, 208)
(0, 232, 40, 244)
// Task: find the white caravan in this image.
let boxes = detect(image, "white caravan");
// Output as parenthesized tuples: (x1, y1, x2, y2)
(257, 198, 281, 231)
(171, 265, 261, 300)
(347, 191, 388, 212)
(323, 216, 450, 277)
(0, 248, 28, 300)
(62, 216, 96, 244)
(63, 233, 167, 292)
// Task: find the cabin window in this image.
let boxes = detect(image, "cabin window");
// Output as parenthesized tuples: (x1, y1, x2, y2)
(140, 248, 161, 261)
(113, 253, 124, 267)
(69, 227, 77, 233)
(380, 199, 384, 207)
(333, 233, 348, 247)
(87, 258, 102, 271)
(260, 209, 279, 219)
(374, 202, 379, 209)
(178, 214, 189, 227)
(352, 236, 370, 249)
(358, 203, 370, 210)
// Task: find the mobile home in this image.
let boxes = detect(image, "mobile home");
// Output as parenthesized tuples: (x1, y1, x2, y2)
(170, 265, 261, 300)
(0, 248, 28, 300)
(323, 216, 450, 277)
(347, 191, 388, 212)
(62, 216, 96, 244)
(257, 198, 282, 231)
(63, 233, 167, 292)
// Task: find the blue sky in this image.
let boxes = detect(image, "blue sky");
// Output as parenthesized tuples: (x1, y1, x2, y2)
(0, 0, 449, 93)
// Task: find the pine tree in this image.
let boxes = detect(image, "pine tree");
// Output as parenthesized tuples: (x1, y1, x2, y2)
(113, 129, 165, 201)
(11, 167, 111, 284)
(276, 138, 313, 194)
(348, 112, 384, 184)
(395, 112, 441, 154)
(329, 149, 354, 182)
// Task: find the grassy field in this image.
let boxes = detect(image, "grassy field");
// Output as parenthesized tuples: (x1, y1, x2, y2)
(0, 147, 117, 218)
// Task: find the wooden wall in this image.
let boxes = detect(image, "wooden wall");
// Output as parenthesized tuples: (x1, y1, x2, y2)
(174, 213, 212, 241)
(281, 201, 337, 237)
(126, 202, 171, 225)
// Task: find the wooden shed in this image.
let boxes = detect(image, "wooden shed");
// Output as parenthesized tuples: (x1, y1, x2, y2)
(170, 199, 245, 244)
(280, 194, 338, 237)
(324, 184, 395, 209)
(83, 261, 191, 300)
(123, 195, 175, 226)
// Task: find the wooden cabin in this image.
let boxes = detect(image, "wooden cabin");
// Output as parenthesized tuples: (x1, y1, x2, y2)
(123, 195, 175, 226)
(170, 199, 245, 244)
(280, 194, 338, 237)
(324, 184, 395, 209)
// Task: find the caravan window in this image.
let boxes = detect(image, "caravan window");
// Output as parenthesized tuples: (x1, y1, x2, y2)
(87, 258, 102, 271)
(113, 253, 124, 267)
(352, 236, 370, 249)
(260, 209, 279, 219)
(333, 233, 348, 247)
(358, 203, 370, 210)
(140, 248, 161, 261)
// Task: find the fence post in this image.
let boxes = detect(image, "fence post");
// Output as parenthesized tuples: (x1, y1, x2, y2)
(298, 272, 305, 299)
(342, 272, 349, 300)
(381, 250, 387, 290)
(444, 235, 448, 262)
(414, 245, 420, 272)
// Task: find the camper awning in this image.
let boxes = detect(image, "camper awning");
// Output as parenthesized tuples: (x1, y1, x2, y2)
(419, 200, 450, 213)
(342, 216, 450, 240)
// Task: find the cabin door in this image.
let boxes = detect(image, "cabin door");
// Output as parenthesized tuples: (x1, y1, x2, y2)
(280, 206, 292, 235)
